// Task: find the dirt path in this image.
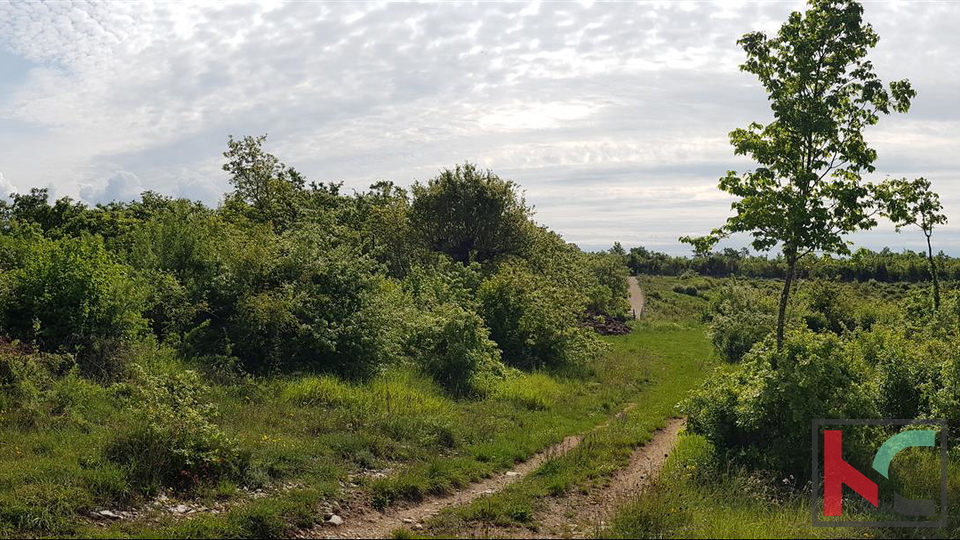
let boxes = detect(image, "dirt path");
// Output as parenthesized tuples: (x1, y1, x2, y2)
(309, 406, 637, 539)
(524, 418, 685, 538)
(628, 276, 645, 319)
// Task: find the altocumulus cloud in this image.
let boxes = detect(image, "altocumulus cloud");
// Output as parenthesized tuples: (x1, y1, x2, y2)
(0, 1, 959, 253)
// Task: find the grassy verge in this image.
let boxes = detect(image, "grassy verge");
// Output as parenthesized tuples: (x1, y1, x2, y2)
(605, 432, 960, 539)
(67, 358, 651, 538)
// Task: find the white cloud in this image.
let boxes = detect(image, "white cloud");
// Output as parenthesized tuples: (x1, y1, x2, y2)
(0, 171, 15, 199)
(80, 171, 143, 204)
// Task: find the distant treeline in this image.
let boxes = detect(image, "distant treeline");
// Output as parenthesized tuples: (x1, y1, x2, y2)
(614, 243, 955, 282)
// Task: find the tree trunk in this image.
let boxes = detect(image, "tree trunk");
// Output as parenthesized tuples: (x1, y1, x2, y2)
(775, 256, 797, 366)
(927, 234, 941, 311)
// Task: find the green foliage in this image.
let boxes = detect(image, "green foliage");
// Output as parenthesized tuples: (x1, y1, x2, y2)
(0, 343, 111, 429)
(585, 253, 630, 317)
(707, 284, 777, 362)
(684, 329, 879, 475)
(0, 235, 146, 377)
(800, 280, 858, 334)
(107, 366, 244, 493)
(410, 163, 532, 264)
(478, 263, 602, 370)
(400, 258, 506, 394)
(408, 303, 505, 396)
(672, 284, 699, 296)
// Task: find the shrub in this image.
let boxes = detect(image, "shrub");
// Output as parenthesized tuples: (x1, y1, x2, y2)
(478, 264, 602, 370)
(672, 285, 698, 296)
(584, 253, 630, 317)
(801, 280, 857, 335)
(409, 303, 505, 395)
(0, 235, 146, 378)
(0, 344, 76, 428)
(107, 366, 244, 493)
(185, 225, 401, 378)
(848, 327, 939, 420)
(706, 284, 776, 362)
(928, 350, 960, 431)
(139, 270, 198, 345)
(409, 163, 532, 264)
(684, 330, 879, 476)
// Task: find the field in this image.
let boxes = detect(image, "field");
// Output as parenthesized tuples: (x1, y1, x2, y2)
(0, 273, 715, 538)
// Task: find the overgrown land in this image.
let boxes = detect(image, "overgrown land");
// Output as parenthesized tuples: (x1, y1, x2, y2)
(2, 1, 960, 539)
(0, 136, 649, 537)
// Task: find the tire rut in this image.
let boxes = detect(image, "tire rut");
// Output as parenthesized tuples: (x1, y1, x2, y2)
(307, 405, 637, 539)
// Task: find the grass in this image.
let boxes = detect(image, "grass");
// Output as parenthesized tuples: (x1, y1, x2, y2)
(14, 289, 695, 538)
(604, 432, 960, 539)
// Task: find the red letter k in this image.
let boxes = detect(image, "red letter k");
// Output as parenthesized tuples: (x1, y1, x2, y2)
(824, 430, 878, 516)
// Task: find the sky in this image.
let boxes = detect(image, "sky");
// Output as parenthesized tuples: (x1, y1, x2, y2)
(1, 0, 959, 255)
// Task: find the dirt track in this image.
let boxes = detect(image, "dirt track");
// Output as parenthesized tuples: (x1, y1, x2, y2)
(309, 280, 669, 539)
(310, 405, 637, 539)
(628, 276, 645, 318)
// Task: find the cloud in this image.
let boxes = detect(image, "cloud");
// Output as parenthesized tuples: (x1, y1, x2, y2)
(0, 171, 15, 199)
(80, 171, 144, 204)
(0, 1, 958, 253)
(171, 170, 226, 206)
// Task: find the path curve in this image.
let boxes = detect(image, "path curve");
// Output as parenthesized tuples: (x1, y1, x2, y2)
(628, 276, 645, 319)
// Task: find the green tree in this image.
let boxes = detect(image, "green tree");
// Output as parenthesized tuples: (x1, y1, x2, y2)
(410, 163, 532, 264)
(0, 235, 146, 377)
(682, 0, 914, 356)
(876, 177, 947, 309)
(222, 134, 306, 228)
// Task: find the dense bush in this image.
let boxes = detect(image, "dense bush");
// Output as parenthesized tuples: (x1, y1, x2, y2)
(408, 303, 505, 395)
(0, 343, 82, 428)
(684, 330, 879, 475)
(410, 163, 532, 264)
(672, 285, 698, 296)
(706, 284, 777, 362)
(478, 263, 602, 370)
(0, 235, 146, 377)
(800, 280, 858, 334)
(584, 253, 630, 317)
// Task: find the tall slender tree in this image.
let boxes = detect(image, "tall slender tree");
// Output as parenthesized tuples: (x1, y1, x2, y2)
(877, 177, 947, 310)
(682, 0, 915, 357)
